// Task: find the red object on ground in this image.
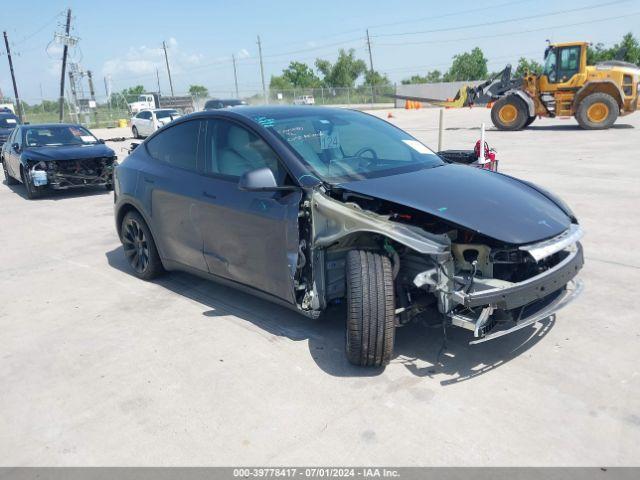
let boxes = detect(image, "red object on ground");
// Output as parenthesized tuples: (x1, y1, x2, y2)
(474, 140, 498, 171)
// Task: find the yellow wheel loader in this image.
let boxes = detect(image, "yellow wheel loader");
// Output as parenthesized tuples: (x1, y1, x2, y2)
(395, 41, 640, 130)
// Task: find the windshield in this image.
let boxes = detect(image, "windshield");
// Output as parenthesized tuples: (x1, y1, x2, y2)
(155, 109, 179, 119)
(264, 110, 443, 183)
(0, 116, 18, 129)
(24, 126, 98, 147)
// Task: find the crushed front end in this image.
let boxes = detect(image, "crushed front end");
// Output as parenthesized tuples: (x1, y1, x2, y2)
(418, 224, 584, 343)
(27, 157, 116, 190)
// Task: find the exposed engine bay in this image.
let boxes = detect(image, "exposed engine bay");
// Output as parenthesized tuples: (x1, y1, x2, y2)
(27, 157, 116, 190)
(293, 187, 583, 343)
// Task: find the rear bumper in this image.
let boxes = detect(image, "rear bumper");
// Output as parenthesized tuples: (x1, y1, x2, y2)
(452, 242, 584, 310)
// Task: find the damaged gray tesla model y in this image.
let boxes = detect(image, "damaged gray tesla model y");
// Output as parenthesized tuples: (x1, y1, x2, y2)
(113, 106, 583, 367)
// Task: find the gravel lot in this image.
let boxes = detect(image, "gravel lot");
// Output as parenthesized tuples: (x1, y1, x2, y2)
(1, 109, 639, 466)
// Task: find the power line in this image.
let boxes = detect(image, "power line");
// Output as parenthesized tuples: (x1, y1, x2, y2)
(375, 11, 640, 47)
(372, 0, 631, 38)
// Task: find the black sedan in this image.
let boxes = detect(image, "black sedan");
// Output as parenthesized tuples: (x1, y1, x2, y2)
(113, 106, 583, 367)
(1, 123, 117, 199)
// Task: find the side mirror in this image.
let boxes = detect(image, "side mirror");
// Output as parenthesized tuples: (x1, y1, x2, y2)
(238, 167, 298, 192)
(97, 138, 105, 144)
(239, 167, 278, 191)
(12, 143, 20, 153)
(129, 142, 140, 151)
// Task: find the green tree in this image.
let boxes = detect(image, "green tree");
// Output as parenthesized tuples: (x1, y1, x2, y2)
(122, 85, 145, 96)
(514, 57, 543, 77)
(315, 49, 367, 87)
(588, 33, 640, 65)
(282, 61, 321, 88)
(269, 74, 293, 90)
(188, 85, 209, 98)
(363, 70, 390, 86)
(443, 47, 488, 82)
(401, 70, 442, 84)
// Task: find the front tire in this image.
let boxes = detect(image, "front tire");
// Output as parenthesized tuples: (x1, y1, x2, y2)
(120, 211, 164, 280)
(21, 167, 40, 200)
(576, 92, 618, 130)
(2, 160, 18, 185)
(345, 250, 396, 367)
(132, 126, 139, 139)
(491, 96, 528, 130)
(524, 115, 536, 127)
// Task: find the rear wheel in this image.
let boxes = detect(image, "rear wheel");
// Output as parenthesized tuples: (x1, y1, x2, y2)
(2, 160, 18, 185)
(576, 92, 618, 130)
(491, 96, 528, 130)
(345, 250, 396, 367)
(120, 211, 164, 280)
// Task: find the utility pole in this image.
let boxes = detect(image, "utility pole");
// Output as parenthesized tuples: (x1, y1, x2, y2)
(257, 35, 268, 104)
(155, 68, 161, 95)
(87, 70, 98, 127)
(366, 29, 376, 104)
(3, 31, 23, 122)
(58, 8, 72, 122)
(232, 54, 239, 98)
(162, 41, 174, 96)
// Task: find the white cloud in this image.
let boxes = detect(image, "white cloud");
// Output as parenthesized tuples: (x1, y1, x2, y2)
(236, 48, 250, 59)
(101, 38, 203, 79)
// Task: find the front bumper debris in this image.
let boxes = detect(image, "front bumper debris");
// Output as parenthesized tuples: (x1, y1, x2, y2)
(452, 242, 584, 310)
(468, 279, 583, 344)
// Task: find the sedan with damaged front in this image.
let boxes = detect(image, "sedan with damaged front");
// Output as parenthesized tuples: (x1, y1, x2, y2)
(1, 124, 116, 199)
(113, 106, 583, 367)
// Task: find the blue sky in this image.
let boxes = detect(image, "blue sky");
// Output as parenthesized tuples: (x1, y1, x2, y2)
(1, 0, 639, 101)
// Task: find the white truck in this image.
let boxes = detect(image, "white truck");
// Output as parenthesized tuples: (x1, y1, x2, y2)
(0, 103, 16, 114)
(127, 94, 194, 115)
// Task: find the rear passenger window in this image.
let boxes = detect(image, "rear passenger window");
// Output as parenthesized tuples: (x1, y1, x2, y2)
(146, 120, 201, 171)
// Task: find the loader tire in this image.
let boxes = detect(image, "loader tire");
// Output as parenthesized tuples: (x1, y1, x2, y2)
(345, 250, 396, 367)
(491, 96, 528, 131)
(576, 92, 618, 130)
(524, 115, 536, 127)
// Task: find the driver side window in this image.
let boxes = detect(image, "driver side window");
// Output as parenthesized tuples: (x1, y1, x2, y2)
(204, 119, 285, 182)
(557, 46, 580, 82)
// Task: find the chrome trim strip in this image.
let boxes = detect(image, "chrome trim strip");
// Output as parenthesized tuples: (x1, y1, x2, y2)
(519, 224, 583, 262)
(469, 279, 583, 344)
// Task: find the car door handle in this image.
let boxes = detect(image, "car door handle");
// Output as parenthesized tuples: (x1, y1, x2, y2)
(202, 191, 217, 199)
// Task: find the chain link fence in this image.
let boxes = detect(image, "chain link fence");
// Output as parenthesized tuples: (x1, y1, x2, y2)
(3, 84, 396, 130)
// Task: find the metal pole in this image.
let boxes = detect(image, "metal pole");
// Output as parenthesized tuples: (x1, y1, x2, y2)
(155, 68, 161, 95)
(232, 54, 239, 98)
(68, 70, 79, 123)
(366, 29, 376, 104)
(257, 35, 268, 104)
(58, 9, 72, 122)
(162, 40, 174, 96)
(87, 70, 98, 127)
(438, 109, 444, 151)
(3, 31, 23, 122)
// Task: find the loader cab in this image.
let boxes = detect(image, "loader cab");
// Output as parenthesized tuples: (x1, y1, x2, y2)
(540, 42, 588, 88)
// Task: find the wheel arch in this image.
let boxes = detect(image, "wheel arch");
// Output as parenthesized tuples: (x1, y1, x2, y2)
(574, 81, 624, 110)
(508, 90, 536, 117)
